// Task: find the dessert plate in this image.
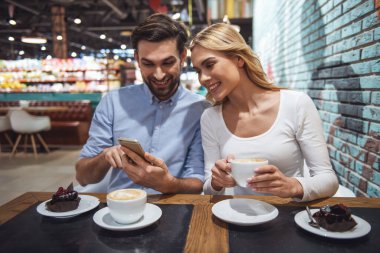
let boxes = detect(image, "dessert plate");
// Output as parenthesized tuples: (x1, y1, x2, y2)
(36, 195, 100, 218)
(212, 198, 279, 226)
(93, 204, 162, 231)
(294, 209, 371, 239)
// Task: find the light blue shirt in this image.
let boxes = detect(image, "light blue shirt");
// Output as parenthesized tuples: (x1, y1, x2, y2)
(80, 84, 208, 193)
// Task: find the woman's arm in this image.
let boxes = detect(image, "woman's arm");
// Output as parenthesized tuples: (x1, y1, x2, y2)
(293, 93, 339, 201)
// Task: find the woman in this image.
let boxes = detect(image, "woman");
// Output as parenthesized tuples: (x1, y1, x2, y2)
(189, 23, 338, 201)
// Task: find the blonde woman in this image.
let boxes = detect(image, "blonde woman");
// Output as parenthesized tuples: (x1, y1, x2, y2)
(190, 23, 338, 201)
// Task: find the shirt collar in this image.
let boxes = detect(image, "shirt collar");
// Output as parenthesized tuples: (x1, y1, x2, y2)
(142, 83, 184, 106)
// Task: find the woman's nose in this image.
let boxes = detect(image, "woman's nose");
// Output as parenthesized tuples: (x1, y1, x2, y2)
(199, 72, 211, 86)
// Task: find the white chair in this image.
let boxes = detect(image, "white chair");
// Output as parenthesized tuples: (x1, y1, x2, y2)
(9, 110, 51, 158)
(74, 169, 112, 193)
(0, 115, 14, 153)
(333, 184, 355, 197)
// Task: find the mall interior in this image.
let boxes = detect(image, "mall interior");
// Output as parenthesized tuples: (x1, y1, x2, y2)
(0, 0, 379, 206)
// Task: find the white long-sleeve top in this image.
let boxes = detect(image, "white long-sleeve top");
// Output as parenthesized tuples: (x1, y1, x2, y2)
(201, 89, 338, 202)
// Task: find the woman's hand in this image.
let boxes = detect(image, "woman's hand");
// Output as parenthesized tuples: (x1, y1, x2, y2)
(247, 165, 304, 198)
(210, 156, 236, 191)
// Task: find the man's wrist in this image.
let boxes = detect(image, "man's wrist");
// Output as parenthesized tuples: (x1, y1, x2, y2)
(160, 175, 178, 193)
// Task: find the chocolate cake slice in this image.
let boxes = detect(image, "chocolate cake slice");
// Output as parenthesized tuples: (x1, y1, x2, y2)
(312, 204, 357, 232)
(46, 183, 81, 212)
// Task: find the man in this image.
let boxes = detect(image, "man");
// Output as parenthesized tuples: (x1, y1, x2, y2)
(75, 13, 207, 194)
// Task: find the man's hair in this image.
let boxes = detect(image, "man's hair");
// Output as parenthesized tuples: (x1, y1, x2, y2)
(131, 13, 188, 54)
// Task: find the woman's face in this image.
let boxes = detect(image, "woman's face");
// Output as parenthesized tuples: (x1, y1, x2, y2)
(191, 45, 243, 102)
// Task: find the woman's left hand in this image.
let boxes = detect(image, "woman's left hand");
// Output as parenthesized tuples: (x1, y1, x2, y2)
(247, 165, 304, 198)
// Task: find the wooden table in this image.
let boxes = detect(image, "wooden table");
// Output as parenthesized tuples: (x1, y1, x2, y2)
(0, 193, 379, 253)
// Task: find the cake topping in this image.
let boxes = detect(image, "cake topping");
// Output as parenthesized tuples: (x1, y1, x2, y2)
(312, 204, 357, 232)
(51, 183, 78, 204)
(50, 183, 78, 204)
(46, 183, 81, 212)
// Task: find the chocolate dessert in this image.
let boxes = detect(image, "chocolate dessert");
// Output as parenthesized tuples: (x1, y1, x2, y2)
(312, 204, 357, 232)
(46, 183, 81, 212)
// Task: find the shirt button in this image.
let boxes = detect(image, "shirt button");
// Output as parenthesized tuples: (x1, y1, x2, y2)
(159, 105, 163, 109)
(150, 148, 155, 152)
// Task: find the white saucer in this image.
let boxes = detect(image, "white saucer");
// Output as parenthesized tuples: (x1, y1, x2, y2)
(294, 209, 371, 239)
(93, 203, 162, 231)
(212, 198, 279, 226)
(36, 195, 100, 218)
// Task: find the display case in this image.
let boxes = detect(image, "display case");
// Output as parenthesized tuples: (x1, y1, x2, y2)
(0, 58, 134, 93)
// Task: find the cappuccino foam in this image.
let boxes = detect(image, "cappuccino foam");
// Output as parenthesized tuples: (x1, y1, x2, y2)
(107, 189, 145, 201)
(232, 158, 267, 163)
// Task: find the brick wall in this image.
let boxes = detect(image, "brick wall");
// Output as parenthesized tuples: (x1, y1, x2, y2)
(253, 0, 379, 197)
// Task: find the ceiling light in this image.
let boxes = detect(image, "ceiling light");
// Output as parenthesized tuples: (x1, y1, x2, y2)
(19, 50, 25, 55)
(71, 52, 77, 57)
(21, 36, 47, 44)
(74, 18, 81, 24)
(120, 44, 127, 50)
(56, 34, 63, 40)
(81, 45, 86, 50)
(8, 36, 15, 41)
(172, 13, 181, 20)
(120, 31, 132, 36)
(8, 18, 16, 25)
(46, 55, 52, 59)
(100, 34, 106, 39)
(41, 46, 46, 51)
(113, 55, 119, 60)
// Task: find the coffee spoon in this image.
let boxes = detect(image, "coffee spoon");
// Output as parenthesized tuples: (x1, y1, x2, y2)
(306, 206, 320, 228)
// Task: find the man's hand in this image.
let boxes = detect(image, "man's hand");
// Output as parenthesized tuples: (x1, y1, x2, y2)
(120, 146, 177, 193)
(247, 165, 304, 198)
(102, 145, 125, 168)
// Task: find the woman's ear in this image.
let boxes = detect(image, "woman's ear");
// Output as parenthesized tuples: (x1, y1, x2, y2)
(180, 49, 187, 66)
(237, 56, 245, 67)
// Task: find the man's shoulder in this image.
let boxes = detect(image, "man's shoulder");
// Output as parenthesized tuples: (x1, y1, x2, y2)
(179, 87, 210, 107)
(102, 85, 145, 103)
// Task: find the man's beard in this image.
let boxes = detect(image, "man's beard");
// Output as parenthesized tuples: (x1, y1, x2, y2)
(143, 75, 180, 101)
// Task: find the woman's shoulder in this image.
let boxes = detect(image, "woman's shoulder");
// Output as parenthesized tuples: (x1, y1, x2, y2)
(281, 89, 313, 106)
(201, 105, 222, 122)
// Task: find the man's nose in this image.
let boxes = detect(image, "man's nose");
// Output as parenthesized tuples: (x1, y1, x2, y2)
(153, 67, 165, 80)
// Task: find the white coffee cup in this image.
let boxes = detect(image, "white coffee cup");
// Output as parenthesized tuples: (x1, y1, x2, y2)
(230, 158, 268, 187)
(106, 189, 147, 224)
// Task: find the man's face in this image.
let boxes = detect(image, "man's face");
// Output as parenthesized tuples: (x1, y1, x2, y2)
(135, 38, 186, 101)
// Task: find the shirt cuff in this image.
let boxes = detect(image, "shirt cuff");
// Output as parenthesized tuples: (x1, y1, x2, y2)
(203, 178, 225, 195)
(292, 177, 308, 202)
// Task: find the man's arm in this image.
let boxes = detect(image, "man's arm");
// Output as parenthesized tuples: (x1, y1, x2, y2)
(121, 147, 203, 194)
(75, 146, 124, 186)
(162, 177, 203, 194)
(75, 154, 109, 186)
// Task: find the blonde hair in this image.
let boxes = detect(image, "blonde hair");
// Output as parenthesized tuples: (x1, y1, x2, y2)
(189, 23, 281, 103)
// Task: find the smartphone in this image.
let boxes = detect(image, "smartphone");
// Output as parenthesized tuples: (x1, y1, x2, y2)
(118, 137, 145, 158)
